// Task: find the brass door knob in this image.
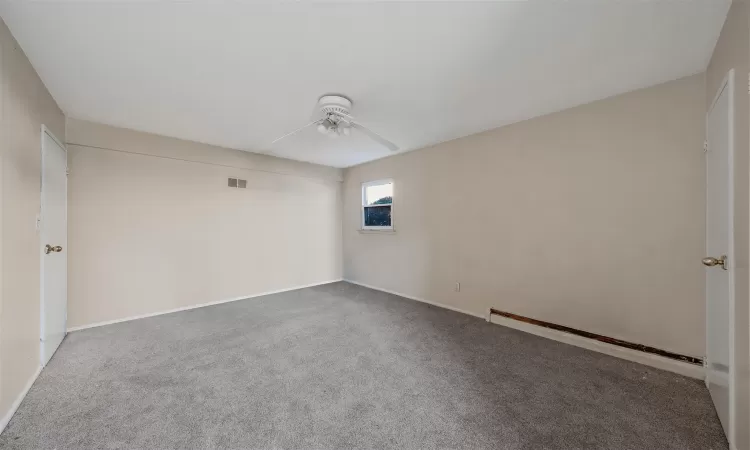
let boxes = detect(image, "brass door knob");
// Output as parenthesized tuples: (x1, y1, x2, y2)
(702, 255, 727, 270)
(45, 245, 63, 254)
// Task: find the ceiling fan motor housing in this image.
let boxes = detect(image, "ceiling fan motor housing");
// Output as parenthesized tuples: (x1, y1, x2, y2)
(318, 95, 352, 118)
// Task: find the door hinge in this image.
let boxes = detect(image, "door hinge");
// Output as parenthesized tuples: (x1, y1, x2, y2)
(65, 167, 70, 176)
(704, 140, 709, 152)
(747, 72, 750, 94)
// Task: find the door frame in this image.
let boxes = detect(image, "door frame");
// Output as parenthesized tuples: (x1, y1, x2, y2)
(705, 68, 736, 443)
(39, 124, 67, 366)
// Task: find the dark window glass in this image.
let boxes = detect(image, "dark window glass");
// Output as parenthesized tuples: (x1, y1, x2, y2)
(364, 205, 391, 227)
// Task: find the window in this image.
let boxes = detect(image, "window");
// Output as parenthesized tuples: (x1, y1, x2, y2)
(362, 179, 393, 230)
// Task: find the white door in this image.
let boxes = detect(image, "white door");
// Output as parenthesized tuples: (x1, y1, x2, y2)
(705, 70, 734, 439)
(40, 126, 67, 366)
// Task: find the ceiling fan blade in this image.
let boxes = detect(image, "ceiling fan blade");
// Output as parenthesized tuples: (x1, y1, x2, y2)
(271, 119, 323, 145)
(351, 121, 398, 152)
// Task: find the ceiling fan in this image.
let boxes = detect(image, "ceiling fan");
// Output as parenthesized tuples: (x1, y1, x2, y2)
(271, 95, 399, 152)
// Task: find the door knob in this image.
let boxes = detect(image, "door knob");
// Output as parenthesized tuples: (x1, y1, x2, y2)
(45, 245, 63, 254)
(702, 255, 727, 270)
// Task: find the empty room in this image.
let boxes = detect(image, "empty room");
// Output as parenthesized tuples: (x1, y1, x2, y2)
(0, 1, 748, 449)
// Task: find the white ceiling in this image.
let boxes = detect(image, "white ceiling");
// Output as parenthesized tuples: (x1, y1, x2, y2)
(0, 1, 730, 168)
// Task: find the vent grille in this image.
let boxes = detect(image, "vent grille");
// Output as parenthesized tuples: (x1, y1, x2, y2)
(228, 178, 247, 188)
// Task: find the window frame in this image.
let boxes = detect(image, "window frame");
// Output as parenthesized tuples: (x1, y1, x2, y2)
(361, 179, 394, 231)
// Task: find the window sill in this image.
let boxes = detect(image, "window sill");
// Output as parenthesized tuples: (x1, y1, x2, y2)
(358, 229, 396, 234)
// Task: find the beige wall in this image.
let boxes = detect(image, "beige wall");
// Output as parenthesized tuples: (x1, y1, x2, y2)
(66, 119, 342, 329)
(707, 2, 750, 448)
(0, 18, 65, 422)
(344, 74, 706, 358)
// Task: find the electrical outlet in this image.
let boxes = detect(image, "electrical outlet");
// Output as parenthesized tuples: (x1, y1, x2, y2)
(455, 282, 460, 292)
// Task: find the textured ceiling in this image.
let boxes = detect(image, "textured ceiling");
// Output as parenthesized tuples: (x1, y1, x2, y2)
(0, 1, 730, 167)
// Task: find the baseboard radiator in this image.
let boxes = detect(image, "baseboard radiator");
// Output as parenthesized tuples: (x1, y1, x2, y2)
(488, 308, 703, 366)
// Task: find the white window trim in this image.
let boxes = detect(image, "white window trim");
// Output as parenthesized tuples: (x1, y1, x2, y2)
(361, 178, 394, 231)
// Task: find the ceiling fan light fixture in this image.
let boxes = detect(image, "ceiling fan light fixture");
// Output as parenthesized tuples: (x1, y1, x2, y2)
(271, 94, 398, 151)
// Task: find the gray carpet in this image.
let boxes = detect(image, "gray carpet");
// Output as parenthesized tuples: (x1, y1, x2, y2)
(0, 282, 727, 449)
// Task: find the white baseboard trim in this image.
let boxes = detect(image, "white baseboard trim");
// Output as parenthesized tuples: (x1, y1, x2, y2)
(343, 279, 485, 320)
(0, 365, 42, 435)
(67, 279, 343, 332)
(343, 279, 705, 380)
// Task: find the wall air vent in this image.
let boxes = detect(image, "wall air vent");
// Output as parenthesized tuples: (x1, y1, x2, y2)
(228, 178, 247, 188)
